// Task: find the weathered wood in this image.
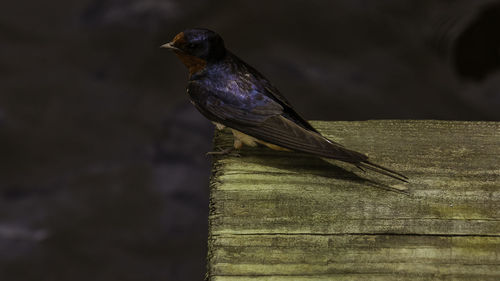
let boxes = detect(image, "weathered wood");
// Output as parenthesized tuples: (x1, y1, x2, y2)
(207, 120, 500, 281)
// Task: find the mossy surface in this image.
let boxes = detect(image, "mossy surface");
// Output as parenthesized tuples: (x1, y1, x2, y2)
(207, 120, 500, 280)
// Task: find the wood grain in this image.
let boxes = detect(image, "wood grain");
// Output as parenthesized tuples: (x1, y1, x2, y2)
(207, 120, 500, 280)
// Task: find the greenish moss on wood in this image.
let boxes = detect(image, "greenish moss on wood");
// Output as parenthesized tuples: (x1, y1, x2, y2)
(207, 120, 500, 281)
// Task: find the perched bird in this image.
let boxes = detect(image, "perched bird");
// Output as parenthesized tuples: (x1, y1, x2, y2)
(161, 28, 408, 182)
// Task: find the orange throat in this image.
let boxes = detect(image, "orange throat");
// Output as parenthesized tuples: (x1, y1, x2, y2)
(175, 52, 207, 75)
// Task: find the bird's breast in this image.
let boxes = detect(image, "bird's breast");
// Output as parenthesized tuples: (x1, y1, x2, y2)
(174, 52, 207, 75)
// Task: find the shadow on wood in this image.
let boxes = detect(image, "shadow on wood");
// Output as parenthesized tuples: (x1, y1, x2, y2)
(207, 120, 500, 280)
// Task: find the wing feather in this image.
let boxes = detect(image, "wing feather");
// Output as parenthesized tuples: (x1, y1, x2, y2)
(240, 115, 368, 162)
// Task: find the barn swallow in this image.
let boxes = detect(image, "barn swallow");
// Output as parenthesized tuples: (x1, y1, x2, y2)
(161, 28, 408, 182)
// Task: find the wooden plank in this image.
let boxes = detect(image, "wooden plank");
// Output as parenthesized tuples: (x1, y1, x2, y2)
(207, 120, 500, 281)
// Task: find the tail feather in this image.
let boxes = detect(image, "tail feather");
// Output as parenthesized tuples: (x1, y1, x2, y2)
(226, 115, 409, 182)
(357, 161, 409, 182)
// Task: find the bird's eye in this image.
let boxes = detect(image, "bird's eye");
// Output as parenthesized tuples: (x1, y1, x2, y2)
(187, 43, 198, 49)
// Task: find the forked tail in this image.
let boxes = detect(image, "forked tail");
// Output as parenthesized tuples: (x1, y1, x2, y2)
(357, 161, 409, 182)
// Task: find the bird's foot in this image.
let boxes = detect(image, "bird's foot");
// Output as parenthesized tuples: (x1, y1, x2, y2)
(206, 147, 240, 157)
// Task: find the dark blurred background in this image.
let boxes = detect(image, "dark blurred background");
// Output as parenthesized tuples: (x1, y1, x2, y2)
(1, 0, 499, 280)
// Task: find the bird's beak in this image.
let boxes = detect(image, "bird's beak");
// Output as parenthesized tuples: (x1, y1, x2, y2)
(160, 42, 181, 51)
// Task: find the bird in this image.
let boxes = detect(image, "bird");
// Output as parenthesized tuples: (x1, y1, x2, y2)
(161, 28, 408, 182)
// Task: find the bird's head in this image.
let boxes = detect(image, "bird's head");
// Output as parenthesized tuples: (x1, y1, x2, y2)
(162, 28, 226, 74)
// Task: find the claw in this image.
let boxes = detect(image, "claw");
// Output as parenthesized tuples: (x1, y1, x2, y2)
(206, 147, 240, 157)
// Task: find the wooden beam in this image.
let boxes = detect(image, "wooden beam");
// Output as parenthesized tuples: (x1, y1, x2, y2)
(207, 120, 500, 280)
